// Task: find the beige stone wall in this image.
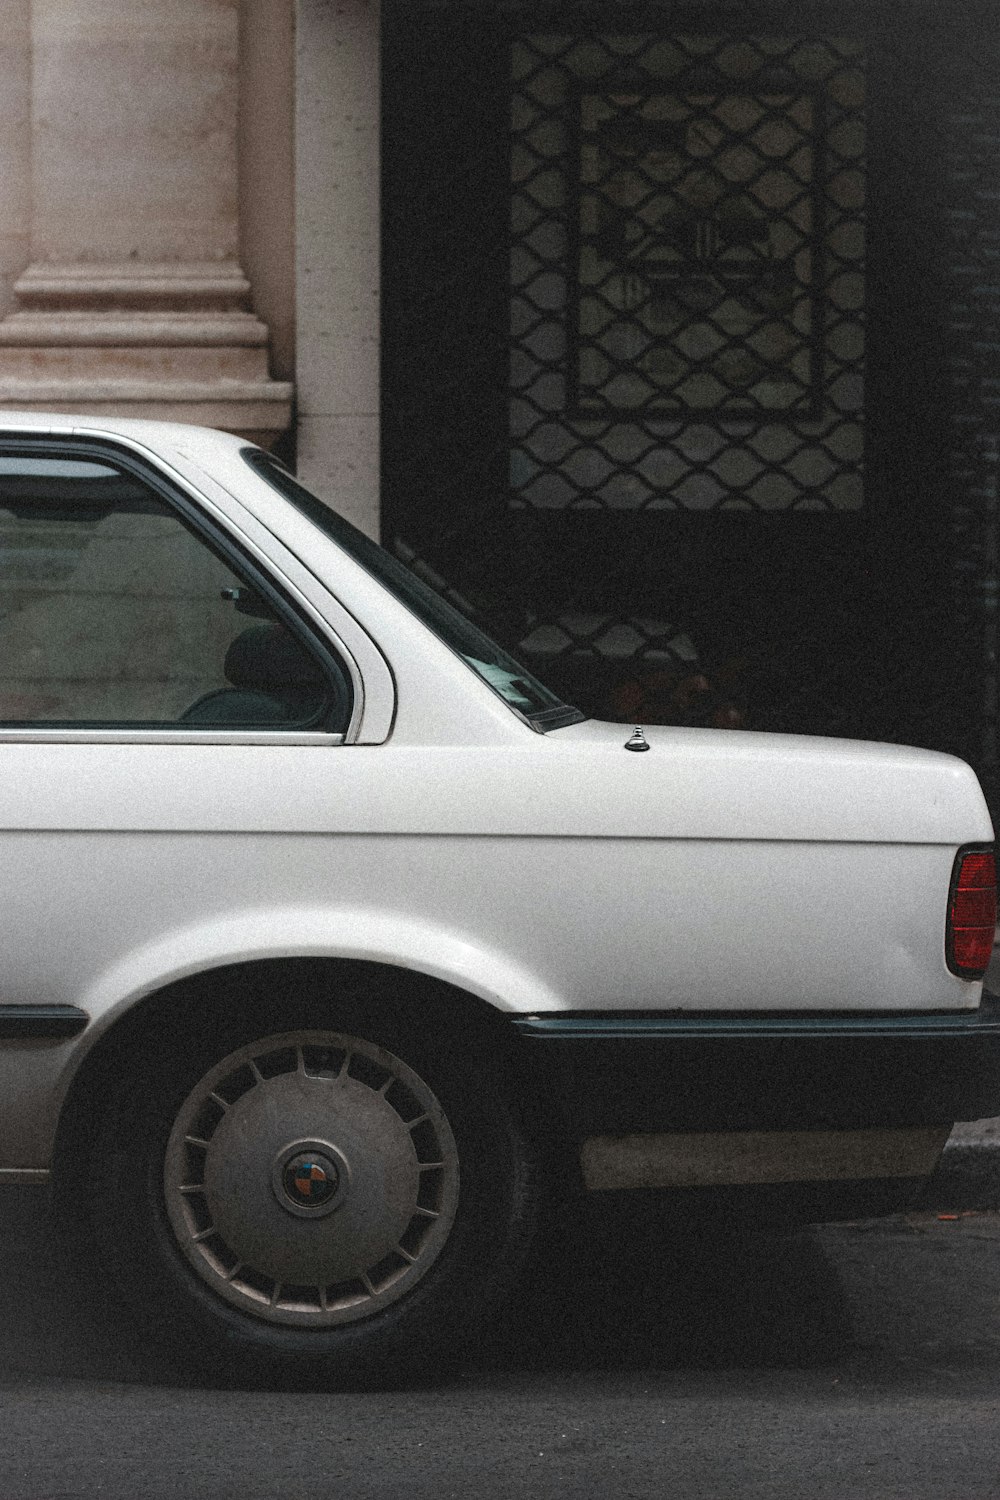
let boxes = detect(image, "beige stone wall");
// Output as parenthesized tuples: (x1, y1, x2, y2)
(0, 0, 297, 445)
(295, 0, 381, 537)
(0, 4, 31, 324)
(239, 0, 296, 384)
(0, 0, 384, 516)
(0, 506, 247, 722)
(31, 0, 240, 265)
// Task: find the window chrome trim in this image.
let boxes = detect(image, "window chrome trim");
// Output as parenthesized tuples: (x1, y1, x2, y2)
(88, 430, 394, 742)
(0, 433, 372, 743)
(0, 728, 344, 746)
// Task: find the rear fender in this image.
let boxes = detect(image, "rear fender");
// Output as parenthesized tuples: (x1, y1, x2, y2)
(70, 905, 562, 1060)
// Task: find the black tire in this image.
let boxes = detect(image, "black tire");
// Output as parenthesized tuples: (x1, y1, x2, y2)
(65, 985, 540, 1387)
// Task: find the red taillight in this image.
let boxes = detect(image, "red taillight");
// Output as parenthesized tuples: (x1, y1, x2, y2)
(947, 847, 997, 978)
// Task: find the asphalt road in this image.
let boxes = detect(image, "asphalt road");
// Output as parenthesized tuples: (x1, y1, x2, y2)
(2, 1190, 1000, 1499)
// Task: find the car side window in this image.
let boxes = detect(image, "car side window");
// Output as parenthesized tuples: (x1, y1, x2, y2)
(0, 451, 350, 731)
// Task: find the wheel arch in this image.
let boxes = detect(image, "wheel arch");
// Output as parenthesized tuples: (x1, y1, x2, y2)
(52, 955, 540, 1179)
(72, 907, 564, 1029)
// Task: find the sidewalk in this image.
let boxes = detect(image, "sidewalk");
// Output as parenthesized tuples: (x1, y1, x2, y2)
(923, 943, 1000, 1209)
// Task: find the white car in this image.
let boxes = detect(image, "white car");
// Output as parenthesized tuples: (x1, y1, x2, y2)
(0, 411, 998, 1380)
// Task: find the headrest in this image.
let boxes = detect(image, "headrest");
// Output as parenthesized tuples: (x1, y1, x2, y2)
(224, 624, 327, 694)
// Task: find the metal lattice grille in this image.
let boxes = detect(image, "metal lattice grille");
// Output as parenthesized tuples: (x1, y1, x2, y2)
(504, 30, 868, 719)
(510, 33, 865, 514)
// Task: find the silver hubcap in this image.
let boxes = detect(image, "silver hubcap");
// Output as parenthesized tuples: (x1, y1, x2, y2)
(163, 1031, 460, 1327)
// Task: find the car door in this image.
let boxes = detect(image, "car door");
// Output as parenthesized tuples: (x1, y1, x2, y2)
(0, 435, 389, 1151)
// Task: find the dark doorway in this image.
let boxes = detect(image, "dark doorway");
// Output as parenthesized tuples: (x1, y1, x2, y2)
(382, 1, 1000, 813)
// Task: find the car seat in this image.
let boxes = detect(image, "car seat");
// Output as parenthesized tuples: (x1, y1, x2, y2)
(180, 622, 345, 728)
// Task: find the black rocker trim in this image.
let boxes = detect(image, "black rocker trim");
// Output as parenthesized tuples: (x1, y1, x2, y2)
(512, 995, 1000, 1135)
(512, 1006, 1000, 1041)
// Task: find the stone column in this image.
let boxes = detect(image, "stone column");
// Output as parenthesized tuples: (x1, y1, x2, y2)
(296, 0, 380, 536)
(0, 3, 31, 324)
(0, 0, 292, 444)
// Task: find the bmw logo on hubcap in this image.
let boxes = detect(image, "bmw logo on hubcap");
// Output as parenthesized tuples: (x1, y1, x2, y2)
(284, 1152, 338, 1206)
(272, 1142, 349, 1218)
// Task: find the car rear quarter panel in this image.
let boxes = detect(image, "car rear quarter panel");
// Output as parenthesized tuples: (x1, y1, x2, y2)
(0, 830, 980, 1167)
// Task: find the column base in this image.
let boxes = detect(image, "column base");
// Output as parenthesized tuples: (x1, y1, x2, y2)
(0, 262, 294, 446)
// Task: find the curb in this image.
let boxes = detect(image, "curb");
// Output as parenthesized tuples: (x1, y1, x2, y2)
(918, 1140, 1000, 1212)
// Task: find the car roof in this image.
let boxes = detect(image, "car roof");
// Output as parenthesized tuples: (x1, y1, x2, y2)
(0, 409, 250, 463)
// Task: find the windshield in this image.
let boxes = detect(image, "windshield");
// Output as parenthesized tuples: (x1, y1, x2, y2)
(242, 450, 583, 729)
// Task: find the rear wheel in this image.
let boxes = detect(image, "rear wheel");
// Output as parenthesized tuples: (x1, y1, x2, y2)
(71, 997, 539, 1384)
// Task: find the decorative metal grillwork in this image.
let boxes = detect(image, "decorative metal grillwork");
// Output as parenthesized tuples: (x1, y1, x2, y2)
(510, 32, 864, 512)
(571, 76, 825, 419)
(501, 28, 867, 726)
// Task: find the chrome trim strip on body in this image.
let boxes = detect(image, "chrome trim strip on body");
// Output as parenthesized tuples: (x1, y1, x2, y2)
(0, 729, 344, 745)
(515, 1010, 1000, 1041)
